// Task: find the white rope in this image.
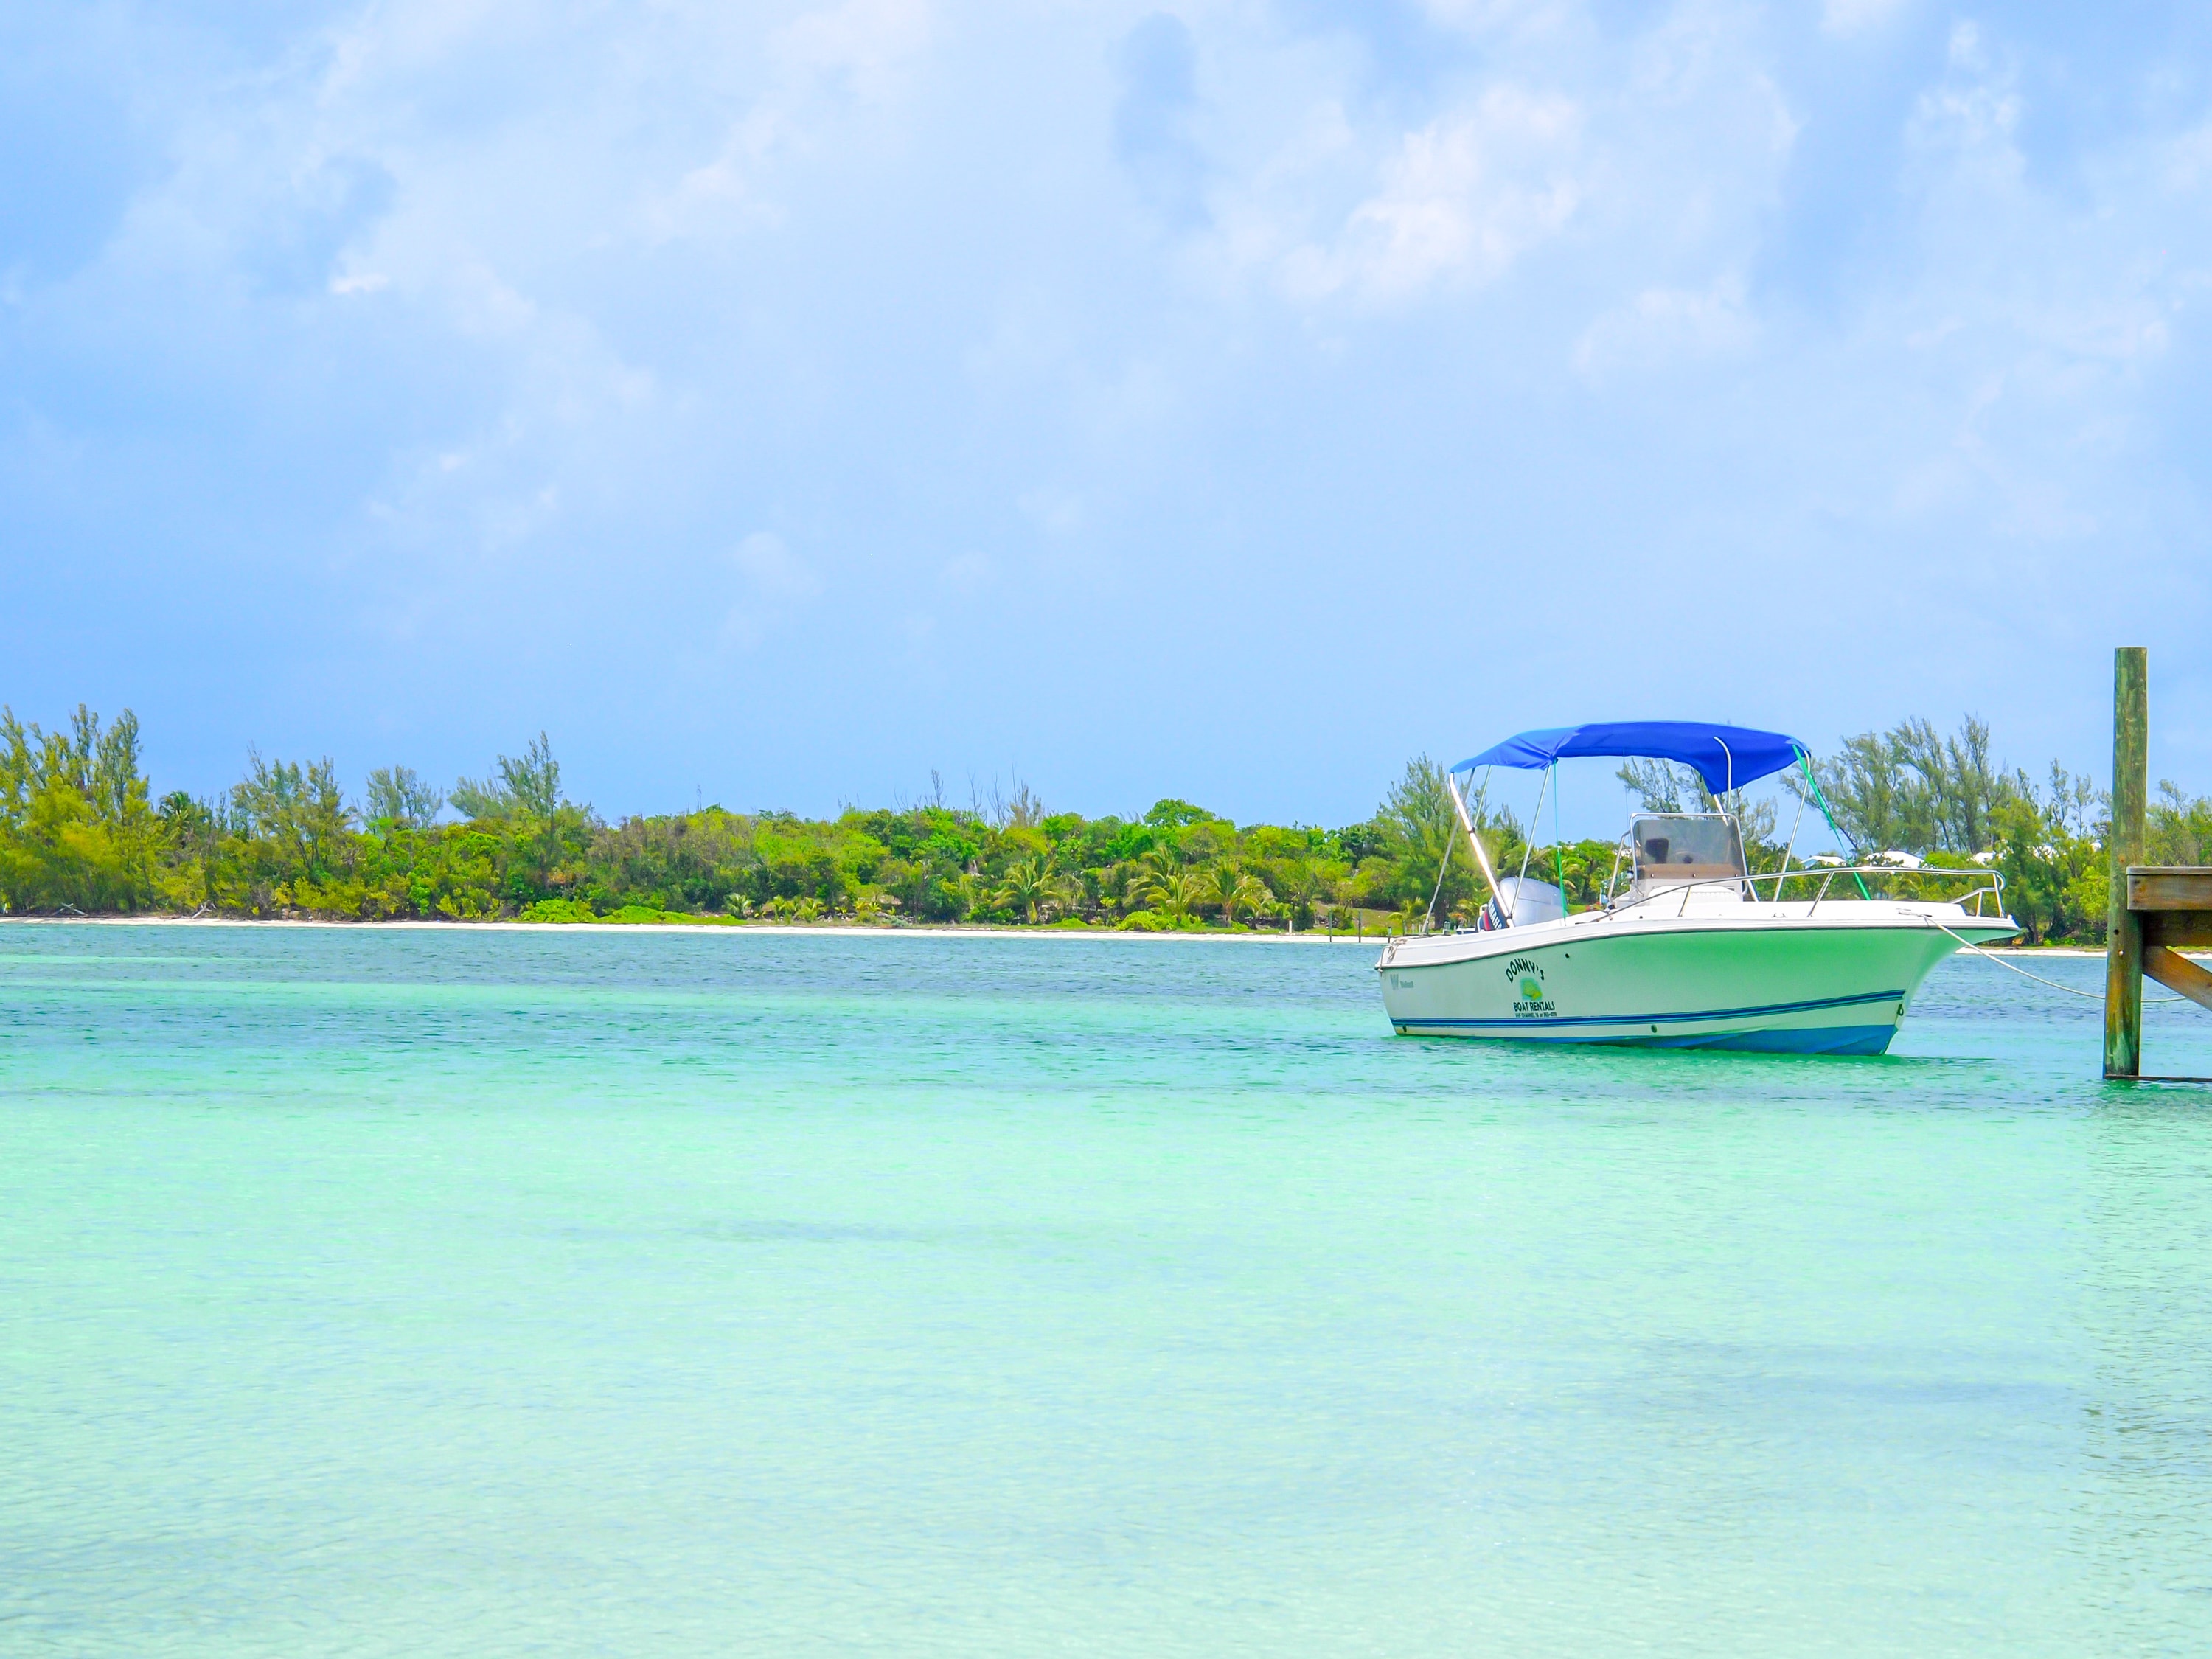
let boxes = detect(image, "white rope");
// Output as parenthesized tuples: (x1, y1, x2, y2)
(1933, 922, 2185, 1003)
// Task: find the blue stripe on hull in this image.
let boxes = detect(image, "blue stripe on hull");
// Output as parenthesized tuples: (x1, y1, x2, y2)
(1394, 1021, 1899, 1056)
(1390, 987, 1905, 1032)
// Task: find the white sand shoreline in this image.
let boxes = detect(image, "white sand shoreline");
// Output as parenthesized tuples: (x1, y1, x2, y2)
(0, 914, 2135, 955)
(0, 914, 1377, 944)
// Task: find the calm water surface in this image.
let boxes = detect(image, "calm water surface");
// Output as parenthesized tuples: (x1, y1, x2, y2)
(4, 922, 2211, 1655)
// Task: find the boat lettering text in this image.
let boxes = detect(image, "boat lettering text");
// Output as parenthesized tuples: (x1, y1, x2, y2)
(1504, 956, 1557, 1019)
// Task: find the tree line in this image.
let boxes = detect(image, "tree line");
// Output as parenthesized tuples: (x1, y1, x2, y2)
(1808, 714, 2209, 944)
(2, 705, 2204, 943)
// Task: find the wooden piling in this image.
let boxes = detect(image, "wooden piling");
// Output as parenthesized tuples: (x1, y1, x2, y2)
(2104, 647, 2148, 1078)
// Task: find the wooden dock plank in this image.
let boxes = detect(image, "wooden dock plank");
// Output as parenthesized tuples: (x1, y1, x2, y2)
(2126, 868, 2212, 912)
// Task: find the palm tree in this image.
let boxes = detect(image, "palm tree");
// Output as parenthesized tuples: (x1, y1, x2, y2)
(997, 855, 1054, 925)
(1204, 863, 1271, 928)
(953, 870, 986, 922)
(1134, 868, 1204, 927)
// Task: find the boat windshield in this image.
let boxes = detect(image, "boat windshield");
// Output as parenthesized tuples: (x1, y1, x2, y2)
(1630, 814, 1746, 886)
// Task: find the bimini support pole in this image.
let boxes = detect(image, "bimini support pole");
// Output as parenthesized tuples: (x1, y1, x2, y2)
(1447, 767, 1506, 923)
(1507, 766, 1550, 925)
(1771, 790, 1806, 901)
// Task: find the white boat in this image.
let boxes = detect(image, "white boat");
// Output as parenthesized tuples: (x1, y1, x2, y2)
(1376, 722, 2019, 1055)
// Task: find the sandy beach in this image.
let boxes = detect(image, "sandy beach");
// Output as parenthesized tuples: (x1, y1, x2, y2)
(0, 913, 2139, 956)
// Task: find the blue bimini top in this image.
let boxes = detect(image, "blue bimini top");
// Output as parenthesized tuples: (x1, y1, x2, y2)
(1452, 722, 1805, 796)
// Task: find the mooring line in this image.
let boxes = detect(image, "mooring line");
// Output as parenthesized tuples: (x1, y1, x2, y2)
(1932, 922, 2184, 1003)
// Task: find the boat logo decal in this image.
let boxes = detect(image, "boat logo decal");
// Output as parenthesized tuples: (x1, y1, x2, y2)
(1504, 956, 1557, 1020)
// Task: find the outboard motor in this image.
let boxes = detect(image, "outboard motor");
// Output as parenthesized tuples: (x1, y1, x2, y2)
(1480, 876, 1567, 929)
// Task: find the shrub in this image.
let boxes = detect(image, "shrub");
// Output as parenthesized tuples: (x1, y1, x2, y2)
(519, 898, 597, 923)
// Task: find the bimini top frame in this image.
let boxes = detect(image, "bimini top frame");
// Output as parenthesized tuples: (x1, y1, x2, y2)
(1438, 720, 1870, 930)
(1452, 721, 1803, 797)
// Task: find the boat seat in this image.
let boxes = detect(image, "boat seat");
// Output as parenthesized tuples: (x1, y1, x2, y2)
(1641, 863, 1743, 884)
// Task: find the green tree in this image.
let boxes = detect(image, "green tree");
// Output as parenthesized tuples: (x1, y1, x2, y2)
(1545, 838, 1627, 910)
(155, 790, 220, 911)
(1812, 716, 2021, 858)
(1990, 764, 2106, 944)
(1144, 799, 1217, 830)
(365, 766, 445, 829)
(1133, 842, 1181, 881)
(2149, 781, 2212, 865)
(220, 752, 355, 913)
(1267, 855, 1343, 931)
(1203, 863, 1270, 927)
(997, 855, 1054, 924)
(0, 705, 157, 914)
(453, 734, 588, 899)
(1370, 755, 1473, 915)
(1133, 867, 1204, 927)
(1048, 872, 1091, 920)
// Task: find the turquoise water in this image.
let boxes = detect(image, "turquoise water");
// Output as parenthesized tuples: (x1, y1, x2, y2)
(4, 922, 2211, 1656)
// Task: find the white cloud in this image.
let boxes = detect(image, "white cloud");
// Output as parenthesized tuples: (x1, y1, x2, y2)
(14, 0, 2212, 809)
(1909, 23, 2022, 171)
(1278, 89, 1582, 304)
(648, 0, 935, 245)
(650, 109, 793, 243)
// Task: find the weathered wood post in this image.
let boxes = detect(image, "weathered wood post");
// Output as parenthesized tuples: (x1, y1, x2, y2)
(2104, 647, 2148, 1078)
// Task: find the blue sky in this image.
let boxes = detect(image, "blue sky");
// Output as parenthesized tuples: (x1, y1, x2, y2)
(4, 0, 2210, 832)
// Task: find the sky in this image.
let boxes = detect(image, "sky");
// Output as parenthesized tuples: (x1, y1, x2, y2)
(4, 0, 2211, 834)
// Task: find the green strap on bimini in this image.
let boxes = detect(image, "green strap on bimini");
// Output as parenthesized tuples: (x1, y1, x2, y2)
(1553, 762, 1565, 911)
(1796, 750, 1871, 900)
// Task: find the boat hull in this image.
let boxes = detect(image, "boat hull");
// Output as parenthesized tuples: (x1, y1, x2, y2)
(1376, 911, 2014, 1054)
